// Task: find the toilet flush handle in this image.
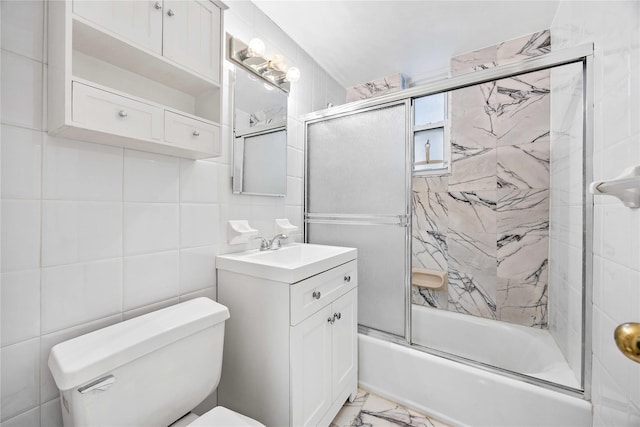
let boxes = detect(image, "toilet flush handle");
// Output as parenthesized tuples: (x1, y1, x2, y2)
(77, 375, 116, 394)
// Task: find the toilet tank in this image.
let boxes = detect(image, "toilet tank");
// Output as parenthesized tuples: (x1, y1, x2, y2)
(48, 298, 230, 427)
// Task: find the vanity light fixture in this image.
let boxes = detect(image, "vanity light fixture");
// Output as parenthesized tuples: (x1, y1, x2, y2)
(228, 34, 300, 93)
(245, 38, 266, 59)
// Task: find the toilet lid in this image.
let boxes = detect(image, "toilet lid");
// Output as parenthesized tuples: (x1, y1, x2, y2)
(187, 407, 265, 427)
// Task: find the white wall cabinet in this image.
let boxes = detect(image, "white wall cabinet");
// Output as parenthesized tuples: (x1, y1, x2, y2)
(163, 0, 221, 81)
(49, 0, 226, 159)
(72, 0, 163, 55)
(218, 260, 358, 427)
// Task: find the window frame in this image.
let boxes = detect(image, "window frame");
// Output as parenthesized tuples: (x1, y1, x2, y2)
(411, 93, 451, 176)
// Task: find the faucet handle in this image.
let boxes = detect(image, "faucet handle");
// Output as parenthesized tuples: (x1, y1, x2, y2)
(252, 236, 270, 251)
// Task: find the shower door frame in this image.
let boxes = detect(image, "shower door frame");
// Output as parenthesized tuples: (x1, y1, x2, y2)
(303, 99, 414, 338)
(303, 43, 594, 400)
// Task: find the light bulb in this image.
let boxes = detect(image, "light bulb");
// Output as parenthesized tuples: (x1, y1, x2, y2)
(286, 67, 301, 83)
(247, 38, 265, 58)
(269, 54, 287, 72)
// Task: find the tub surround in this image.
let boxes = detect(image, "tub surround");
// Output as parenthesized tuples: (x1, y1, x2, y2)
(412, 31, 552, 329)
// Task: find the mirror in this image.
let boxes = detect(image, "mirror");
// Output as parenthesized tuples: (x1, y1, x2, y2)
(232, 68, 288, 196)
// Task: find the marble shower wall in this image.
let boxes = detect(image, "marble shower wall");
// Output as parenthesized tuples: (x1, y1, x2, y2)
(412, 31, 551, 328)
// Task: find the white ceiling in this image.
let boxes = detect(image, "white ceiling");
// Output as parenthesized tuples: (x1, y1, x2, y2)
(253, 1, 560, 88)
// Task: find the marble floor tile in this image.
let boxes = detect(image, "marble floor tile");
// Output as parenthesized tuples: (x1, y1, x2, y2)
(331, 389, 450, 427)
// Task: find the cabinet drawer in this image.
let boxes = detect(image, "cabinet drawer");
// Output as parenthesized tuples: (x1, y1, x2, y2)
(164, 111, 220, 155)
(291, 260, 357, 326)
(72, 82, 163, 141)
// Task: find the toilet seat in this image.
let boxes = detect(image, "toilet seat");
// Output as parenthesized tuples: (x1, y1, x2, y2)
(187, 407, 265, 427)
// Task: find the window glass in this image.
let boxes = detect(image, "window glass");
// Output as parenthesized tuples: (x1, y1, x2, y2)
(414, 93, 445, 127)
(414, 128, 445, 171)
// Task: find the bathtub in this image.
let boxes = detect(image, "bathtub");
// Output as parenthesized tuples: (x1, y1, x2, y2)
(411, 305, 581, 389)
(358, 306, 592, 427)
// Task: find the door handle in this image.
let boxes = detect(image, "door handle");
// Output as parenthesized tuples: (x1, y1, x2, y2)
(614, 322, 640, 363)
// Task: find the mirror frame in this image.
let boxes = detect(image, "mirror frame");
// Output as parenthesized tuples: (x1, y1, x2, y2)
(230, 66, 288, 197)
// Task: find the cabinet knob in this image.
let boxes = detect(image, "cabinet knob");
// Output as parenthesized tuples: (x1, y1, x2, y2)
(193, 130, 200, 137)
(312, 291, 321, 300)
(118, 110, 128, 118)
(327, 317, 335, 324)
(344, 275, 351, 283)
(167, 9, 175, 16)
(154, 1, 162, 9)
(333, 312, 341, 321)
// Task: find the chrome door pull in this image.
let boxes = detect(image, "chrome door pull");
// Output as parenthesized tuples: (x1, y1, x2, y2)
(154, 1, 162, 9)
(312, 291, 321, 300)
(118, 110, 128, 118)
(167, 9, 175, 16)
(193, 130, 200, 136)
(344, 275, 351, 283)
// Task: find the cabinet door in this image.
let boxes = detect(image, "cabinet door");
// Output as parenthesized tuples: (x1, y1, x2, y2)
(291, 306, 332, 427)
(162, 0, 221, 82)
(331, 289, 358, 399)
(73, 0, 162, 54)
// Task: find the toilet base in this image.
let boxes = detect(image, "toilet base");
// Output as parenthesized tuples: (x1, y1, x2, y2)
(170, 407, 264, 427)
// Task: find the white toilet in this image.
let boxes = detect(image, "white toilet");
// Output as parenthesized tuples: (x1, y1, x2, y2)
(48, 297, 264, 427)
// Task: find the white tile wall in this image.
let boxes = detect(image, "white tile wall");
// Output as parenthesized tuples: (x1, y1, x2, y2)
(1, 200, 41, 272)
(0, 0, 345, 425)
(123, 251, 179, 310)
(40, 259, 123, 334)
(179, 204, 220, 248)
(179, 245, 218, 294)
(1, 270, 40, 347)
(0, 0, 44, 62)
(0, 50, 43, 130)
(1, 339, 40, 422)
(552, 1, 640, 425)
(1, 125, 42, 199)
(123, 150, 179, 203)
(43, 136, 123, 201)
(179, 160, 220, 203)
(1, 407, 40, 427)
(42, 201, 122, 266)
(124, 203, 179, 255)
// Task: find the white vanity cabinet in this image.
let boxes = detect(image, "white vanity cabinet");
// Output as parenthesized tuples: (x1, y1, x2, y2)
(49, 0, 226, 159)
(218, 259, 358, 427)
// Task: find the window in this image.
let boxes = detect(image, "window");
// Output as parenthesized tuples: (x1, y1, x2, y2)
(412, 93, 449, 175)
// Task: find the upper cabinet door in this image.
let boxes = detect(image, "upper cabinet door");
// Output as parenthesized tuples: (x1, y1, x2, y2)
(73, 0, 163, 54)
(162, 0, 221, 82)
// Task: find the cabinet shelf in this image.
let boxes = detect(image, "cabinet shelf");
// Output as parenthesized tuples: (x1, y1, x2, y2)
(73, 17, 219, 96)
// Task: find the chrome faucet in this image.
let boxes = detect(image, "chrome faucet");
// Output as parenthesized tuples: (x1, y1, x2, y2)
(268, 234, 288, 250)
(253, 234, 288, 251)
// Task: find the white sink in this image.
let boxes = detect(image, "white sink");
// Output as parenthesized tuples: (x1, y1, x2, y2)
(216, 243, 357, 283)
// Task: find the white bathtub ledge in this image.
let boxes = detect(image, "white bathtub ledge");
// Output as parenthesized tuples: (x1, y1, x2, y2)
(358, 334, 592, 427)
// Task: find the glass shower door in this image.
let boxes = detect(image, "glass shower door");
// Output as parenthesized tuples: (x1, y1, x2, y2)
(305, 102, 410, 338)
